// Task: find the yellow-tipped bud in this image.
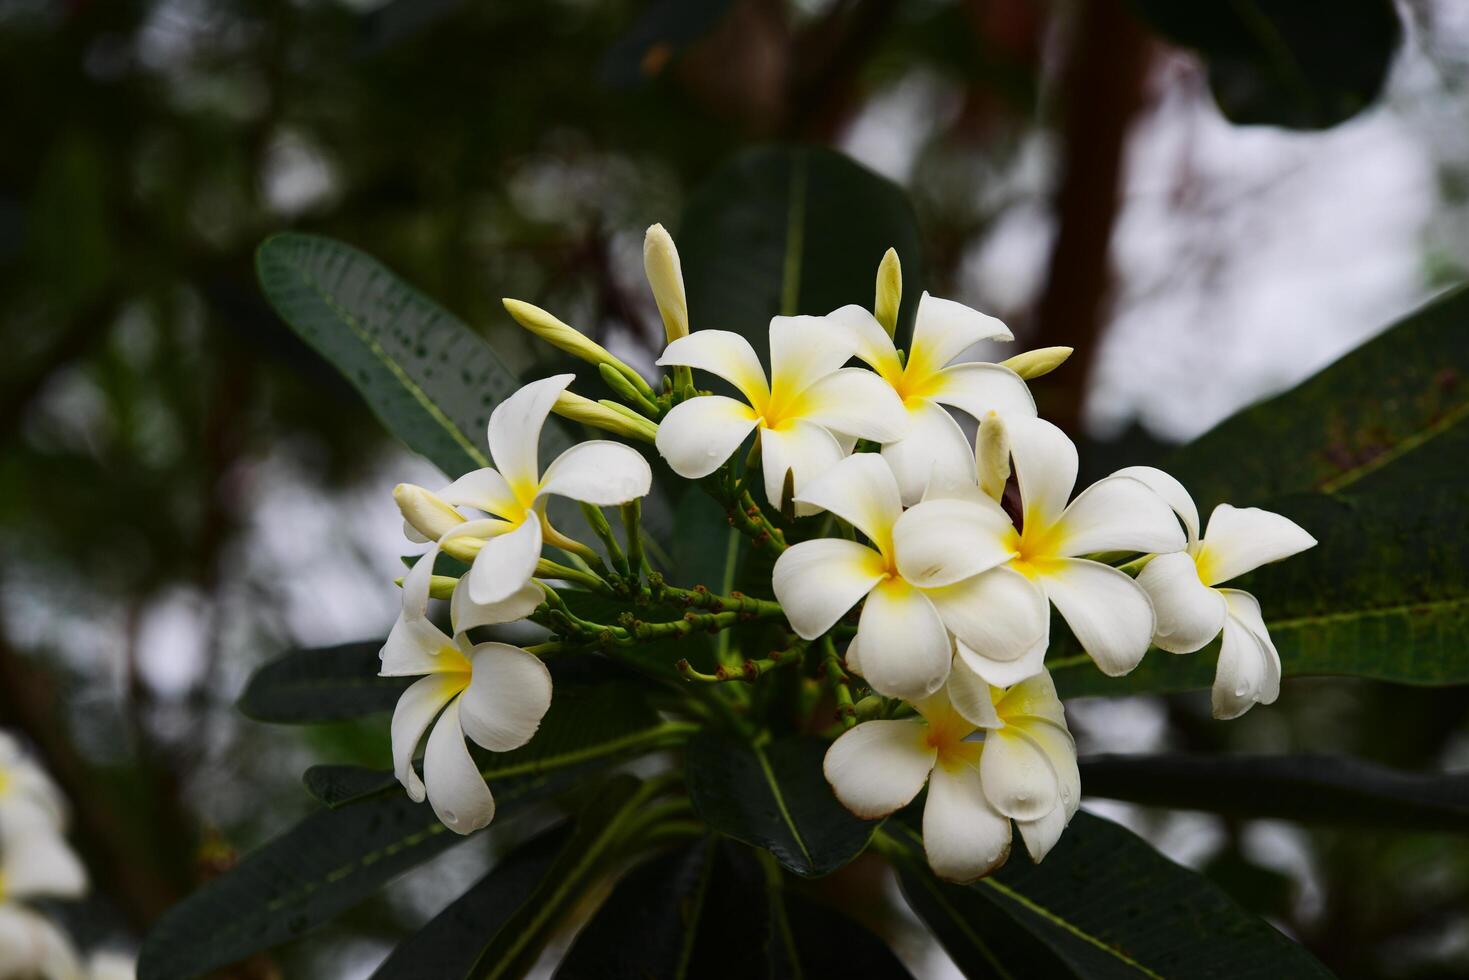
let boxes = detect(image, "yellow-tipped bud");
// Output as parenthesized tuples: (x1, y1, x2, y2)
(1000, 346, 1073, 381)
(503, 298, 614, 364)
(552, 390, 658, 444)
(393, 573, 458, 601)
(644, 223, 689, 343)
(393, 483, 464, 542)
(874, 247, 902, 337)
(441, 536, 483, 564)
(976, 412, 1011, 503)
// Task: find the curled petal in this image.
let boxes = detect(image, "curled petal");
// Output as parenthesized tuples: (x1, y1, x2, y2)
(855, 578, 952, 701)
(956, 630, 1049, 690)
(467, 516, 542, 606)
(880, 400, 975, 507)
(827, 304, 902, 377)
(655, 395, 760, 480)
(1112, 465, 1199, 543)
(656, 330, 769, 405)
(768, 314, 858, 397)
(0, 905, 82, 980)
(1136, 552, 1227, 653)
(823, 719, 936, 819)
(772, 539, 886, 640)
(401, 519, 506, 619)
(798, 368, 908, 442)
(390, 675, 464, 803)
(1041, 558, 1155, 677)
(488, 375, 573, 494)
(423, 700, 496, 834)
(994, 668, 1070, 730)
(380, 615, 459, 676)
(759, 419, 847, 516)
(922, 763, 1012, 883)
(945, 655, 1003, 731)
(1008, 417, 1078, 529)
(440, 468, 519, 520)
(911, 293, 1013, 372)
(1197, 505, 1317, 586)
(793, 452, 904, 551)
(980, 727, 1060, 822)
(894, 497, 1015, 588)
(1017, 806, 1068, 863)
(1212, 589, 1282, 719)
(926, 567, 1049, 672)
(539, 440, 652, 506)
(459, 643, 554, 752)
(451, 579, 543, 633)
(1057, 474, 1186, 558)
(926, 362, 1036, 421)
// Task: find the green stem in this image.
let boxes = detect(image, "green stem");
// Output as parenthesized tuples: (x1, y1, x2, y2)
(580, 503, 629, 577)
(822, 636, 856, 728)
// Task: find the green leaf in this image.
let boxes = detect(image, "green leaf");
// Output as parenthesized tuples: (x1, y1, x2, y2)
(895, 812, 1331, 979)
(679, 146, 924, 343)
(685, 731, 876, 877)
(371, 822, 572, 978)
(237, 641, 407, 724)
(301, 764, 398, 809)
(1052, 487, 1469, 695)
(257, 232, 566, 478)
(556, 837, 913, 979)
(1080, 753, 1469, 831)
(1132, 0, 1401, 130)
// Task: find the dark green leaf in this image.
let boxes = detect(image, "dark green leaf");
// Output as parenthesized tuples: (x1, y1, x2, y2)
(896, 812, 1332, 979)
(1132, 0, 1401, 129)
(371, 823, 572, 979)
(256, 232, 569, 478)
(679, 146, 924, 345)
(685, 732, 876, 877)
(1081, 753, 1469, 831)
(302, 764, 398, 809)
(237, 641, 406, 724)
(599, 0, 735, 88)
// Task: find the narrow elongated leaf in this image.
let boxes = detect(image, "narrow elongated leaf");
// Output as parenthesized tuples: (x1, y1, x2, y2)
(896, 812, 1332, 979)
(257, 232, 570, 478)
(1052, 487, 1469, 695)
(371, 823, 572, 979)
(238, 641, 407, 723)
(1133, 0, 1400, 129)
(680, 146, 924, 344)
(685, 732, 876, 877)
(1081, 753, 1469, 831)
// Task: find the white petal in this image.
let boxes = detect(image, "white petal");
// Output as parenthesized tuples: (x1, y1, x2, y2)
(1056, 474, 1186, 557)
(1112, 465, 1199, 543)
(772, 539, 886, 639)
(922, 763, 1012, 883)
(0, 823, 87, 899)
(539, 440, 652, 505)
(759, 420, 847, 516)
(911, 293, 1012, 371)
(926, 362, 1036, 421)
(926, 566, 1049, 669)
(792, 451, 903, 551)
(956, 634, 1048, 689)
(488, 375, 573, 494)
(1007, 417, 1077, 528)
(451, 579, 543, 633)
(945, 655, 1003, 730)
(894, 497, 1015, 587)
(657, 329, 770, 404)
(797, 368, 908, 442)
(1041, 558, 1156, 677)
(844, 636, 864, 676)
(424, 700, 496, 834)
(390, 675, 464, 802)
(1212, 589, 1282, 719)
(655, 395, 760, 479)
(980, 728, 1059, 821)
(0, 905, 81, 980)
(994, 668, 1070, 730)
(380, 614, 458, 676)
(1017, 807, 1068, 863)
(823, 719, 937, 819)
(440, 468, 519, 520)
(467, 516, 542, 605)
(1197, 504, 1318, 586)
(767, 314, 858, 396)
(880, 400, 975, 507)
(400, 519, 506, 618)
(827, 303, 902, 377)
(855, 578, 953, 701)
(1136, 552, 1227, 653)
(459, 643, 554, 752)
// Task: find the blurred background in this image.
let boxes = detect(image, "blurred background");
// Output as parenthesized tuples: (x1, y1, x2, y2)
(1, 0, 1467, 976)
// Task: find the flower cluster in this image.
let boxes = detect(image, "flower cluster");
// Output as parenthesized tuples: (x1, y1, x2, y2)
(0, 733, 135, 979)
(381, 225, 1315, 882)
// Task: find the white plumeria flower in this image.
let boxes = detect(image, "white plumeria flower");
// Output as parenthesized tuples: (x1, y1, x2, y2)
(380, 609, 553, 835)
(828, 296, 1037, 504)
(1119, 467, 1317, 719)
(87, 951, 137, 980)
(399, 374, 651, 614)
(824, 664, 1079, 882)
(772, 453, 1048, 699)
(0, 903, 82, 980)
(654, 316, 907, 513)
(0, 734, 68, 835)
(931, 417, 1187, 678)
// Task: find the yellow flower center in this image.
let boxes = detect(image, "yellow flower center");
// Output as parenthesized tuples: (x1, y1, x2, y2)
(1192, 546, 1218, 587)
(1007, 518, 1067, 580)
(887, 360, 941, 409)
(925, 712, 984, 772)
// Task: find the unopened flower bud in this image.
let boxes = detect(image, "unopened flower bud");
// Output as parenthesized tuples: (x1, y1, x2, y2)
(874, 247, 902, 337)
(552, 390, 658, 444)
(644, 223, 689, 343)
(394, 483, 464, 542)
(502, 298, 656, 400)
(976, 413, 1011, 503)
(999, 346, 1073, 381)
